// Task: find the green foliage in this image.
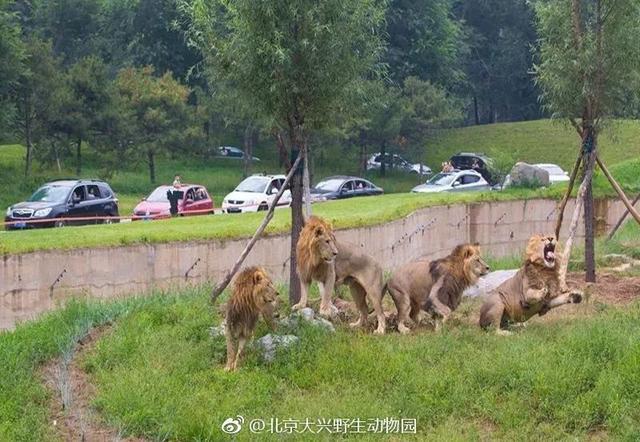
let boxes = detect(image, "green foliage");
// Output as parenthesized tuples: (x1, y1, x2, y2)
(534, 0, 640, 123)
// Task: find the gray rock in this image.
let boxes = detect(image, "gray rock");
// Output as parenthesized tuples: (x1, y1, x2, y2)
(255, 334, 300, 362)
(509, 162, 550, 187)
(279, 308, 336, 333)
(464, 269, 518, 298)
(297, 307, 315, 321)
(209, 323, 226, 337)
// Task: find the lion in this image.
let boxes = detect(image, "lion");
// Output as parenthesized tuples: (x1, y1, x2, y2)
(386, 243, 490, 333)
(224, 266, 280, 371)
(292, 216, 387, 334)
(479, 234, 582, 335)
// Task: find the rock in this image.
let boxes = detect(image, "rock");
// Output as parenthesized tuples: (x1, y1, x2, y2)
(255, 334, 299, 362)
(464, 269, 518, 298)
(509, 162, 550, 187)
(210, 323, 226, 337)
(297, 307, 315, 321)
(279, 309, 336, 333)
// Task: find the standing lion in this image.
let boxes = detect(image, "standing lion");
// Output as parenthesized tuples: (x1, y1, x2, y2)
(386, 243, 490, 333)
(224, 266, 280, 371)
(292, 216, 387, 334)
(479, 234, 582, 335)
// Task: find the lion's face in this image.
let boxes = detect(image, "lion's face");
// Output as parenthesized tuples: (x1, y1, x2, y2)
(526, 234, 557, 269)
(252, 269, 281, 318)
(460, 244, 490, 279)
(312, 224, 338, 263)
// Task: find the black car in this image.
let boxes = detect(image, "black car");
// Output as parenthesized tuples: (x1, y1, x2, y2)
(311, 176, 383, 201)
(5, 179, 119, 230)
(449, 152, 496, 185)
(217, 146, 261, 161)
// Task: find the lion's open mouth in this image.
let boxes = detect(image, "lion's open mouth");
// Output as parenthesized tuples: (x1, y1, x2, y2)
(544, 241, 556, 267)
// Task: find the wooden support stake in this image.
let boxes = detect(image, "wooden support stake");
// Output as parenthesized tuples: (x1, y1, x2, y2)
(210, 153, 303, 303)
(607, 192, 640, 240)
(596, 154, 640, 227)
(555, 150, 582, 239)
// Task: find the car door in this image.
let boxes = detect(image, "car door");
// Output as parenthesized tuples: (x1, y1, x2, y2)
(456, 174, 485, 192)
(338, 180, 356, 199)
(85, 184, 104, 222)
(66, 185, 90, 224)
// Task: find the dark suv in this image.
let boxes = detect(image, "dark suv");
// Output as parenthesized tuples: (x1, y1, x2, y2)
(5, 179, 119, 230)
(449, 152, 496, 185)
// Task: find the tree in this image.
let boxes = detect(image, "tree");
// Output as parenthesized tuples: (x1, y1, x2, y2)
(0, 2, 24, 131)
(533, 0, 640, 282)
(457, 0, 542, 124)
(115, 66, 191, 183)
(189, 0, 387, 303)
(10, 38, 62, 177)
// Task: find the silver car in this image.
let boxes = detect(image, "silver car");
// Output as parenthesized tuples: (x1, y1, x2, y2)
(411, 170, 490, 193)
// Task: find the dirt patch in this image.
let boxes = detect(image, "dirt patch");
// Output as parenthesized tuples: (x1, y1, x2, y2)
(41, 325, 147, 442)
(566, 272, 640, 305)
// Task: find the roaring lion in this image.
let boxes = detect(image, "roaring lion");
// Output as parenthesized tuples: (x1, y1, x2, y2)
(479, 234, 582, 335)
(225, 266, 280, 371)
(293, 216, 387, 334)
(386, 243, 490, 333)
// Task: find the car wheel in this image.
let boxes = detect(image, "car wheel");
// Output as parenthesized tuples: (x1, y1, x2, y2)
(54, 219, 66, 228)
(258, 203, 268, 211)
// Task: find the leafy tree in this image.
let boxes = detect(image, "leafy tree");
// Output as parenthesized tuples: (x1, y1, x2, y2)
(0, 1, 24, 132)
(188, 0, 387, 302)
(533, 0, 640, 281)
(386, 0, 463, 88)
(456, 0, 542, 124)
(10, 38, 63, 177)
(115, 66, 191, 183)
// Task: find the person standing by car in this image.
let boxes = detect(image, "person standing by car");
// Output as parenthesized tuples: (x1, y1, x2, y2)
(167, 178, 183, 216)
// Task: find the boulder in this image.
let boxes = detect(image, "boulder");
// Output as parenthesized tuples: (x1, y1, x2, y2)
(509, 162, 550, 187)
(255, 334, 300, 362)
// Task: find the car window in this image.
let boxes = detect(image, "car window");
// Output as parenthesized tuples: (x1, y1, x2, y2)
(354, 180, 368, 189)
(86, 184, 101, 199)
(99, 185, 112, 198)
(427, 173, 456, 186)
(71, 185, 86, 202)
(342, 180, 354, 192)
(236, 176, 269, 193)
(461, 174, 481, 185)
(147, 186, 170, 202)
(315, 179, 344, 192)
(28, 185, 71, 203)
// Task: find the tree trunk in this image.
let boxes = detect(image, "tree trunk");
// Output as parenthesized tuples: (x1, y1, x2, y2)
(473, 96, 480, 125)
(380, 140, 386, 177)
(147, 149, 156, 183)
(242, 123, 253, 178)
(76, 137, 82, 175)
(289, 139, 304, 305)
(582, 130, 597, 283)
(24, 96, 32, 178)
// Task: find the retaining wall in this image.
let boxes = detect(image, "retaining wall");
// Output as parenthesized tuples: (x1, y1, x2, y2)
(0, 198, 626, 330)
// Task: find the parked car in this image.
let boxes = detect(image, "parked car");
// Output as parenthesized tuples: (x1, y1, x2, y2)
(449, 152, 496, 184)
(222, 174, 291, 213)
(411, 169, 490, 194)
(532, 163, 570, 184)
(133, 184, 214, 219)
(217, 146, 261, 161)
(366, 153, 431, 176)
(311, 176, 384, 200)
(5, 179, 119, 229)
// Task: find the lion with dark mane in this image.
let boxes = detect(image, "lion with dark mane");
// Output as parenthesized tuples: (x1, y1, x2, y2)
(224, 266, 280, 371)
(293, 216, 386, 334)
(386, 243, 490, 333)
(479, 234, 582, 335)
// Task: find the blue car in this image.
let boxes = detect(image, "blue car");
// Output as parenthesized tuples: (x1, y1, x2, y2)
(311, 176, 383, 201)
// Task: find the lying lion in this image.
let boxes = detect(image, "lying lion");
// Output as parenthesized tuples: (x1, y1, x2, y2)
(479, 234, 582, 335)
(225, 266, 280, 371)
(386, 243, 490, 333)
(292, 216, 387, 334)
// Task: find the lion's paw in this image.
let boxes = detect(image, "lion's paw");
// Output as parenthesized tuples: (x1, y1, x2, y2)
(319, 303, 338, 319)
(398, 323, 411, 335)
(373, 327, 385, 335)
(496, 329, 513, 336)
(570, 291, 583, 304)
(291, 302, 306, 311)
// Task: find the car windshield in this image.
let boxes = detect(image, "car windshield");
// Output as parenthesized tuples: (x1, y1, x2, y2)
(236, 176, 269, 193)
(28, 185, 70, 203)
(146, 186, 170, 202)
(314, 179, 345, 192)
(426, 173, 457, 186)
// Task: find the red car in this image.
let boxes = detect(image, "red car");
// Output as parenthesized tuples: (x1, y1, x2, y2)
(133, 184, 214, 219)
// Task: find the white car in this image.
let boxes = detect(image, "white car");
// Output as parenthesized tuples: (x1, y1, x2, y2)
(533, 163, 570, 184)
(411, 169, 490, 193)
(222, 174, 291, 213)
(366, 153, 431, 176)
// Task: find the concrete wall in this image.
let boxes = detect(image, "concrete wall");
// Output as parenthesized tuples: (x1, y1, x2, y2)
(0, 198, 626, 330)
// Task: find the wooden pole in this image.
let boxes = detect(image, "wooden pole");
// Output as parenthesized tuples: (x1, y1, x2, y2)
(555, 150, 583, 239)
(210, 153, 303, 303)
(607, 192, 640, 240)
(596, 154, 640, 227)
